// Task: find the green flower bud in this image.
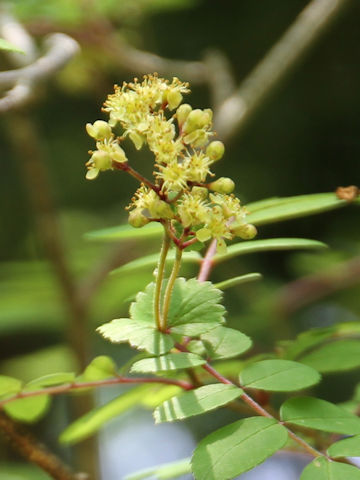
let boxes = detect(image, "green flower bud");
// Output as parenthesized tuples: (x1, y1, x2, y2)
(232, 222, 257, 240)
(209, 177, 235, 194)
(183, 109, 209, 134)
(129, 131, 145, 150)
(85, 168, 99, 180)
(150, 199, 174, 219)
(128, 209, 150, 228)
(166, 89, 183, 110)
(191, 186, 208, 200)
(86, 120, 112, 140)
(176, 104, 192, 127)
(206, 141, 225, 162)
(91, 150, 112, 171)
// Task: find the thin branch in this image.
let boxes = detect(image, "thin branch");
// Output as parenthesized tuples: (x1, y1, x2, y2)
(0, 413, 86, 480)
(0, 376, 193, 410)
(197, 239, 217, 282)
(214, 0, 351, 140)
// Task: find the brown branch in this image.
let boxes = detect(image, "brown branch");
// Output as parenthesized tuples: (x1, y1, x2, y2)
(214, 0, 351, 141)
(0, 413, 86, 480)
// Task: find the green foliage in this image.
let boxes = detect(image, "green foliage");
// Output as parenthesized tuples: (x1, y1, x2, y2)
(246, 193, 351, 226)
(327, 434, 360, 458)
(299, 340, 360, 373)
(191, 417, 288, 480)
(60, 385, 151, 445)
(4, 394, 50, 423)
(0, 38, 25, 54)
(97, 318, 174, 355)
(154, 384, 242, 423)
(196, 326, 252, 360)
(280, 397, 360, 434)
(82, 356, 117, 381)
(214, 273, 262, 290)
(27, 373, 75, 388)
(125, 458, 191, 480)
(0, 376, 22, 396)
(300, 457, 360, 479)
(130, 352, 206, 373)
(240, 360, 321, 392)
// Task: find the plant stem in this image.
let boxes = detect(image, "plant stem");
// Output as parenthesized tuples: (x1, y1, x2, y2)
(162, 247, 183, 330)
(198, 238, 217, 282)
(0, 376, 193, 410)
(154, 230, 171, 331)
(113, 161, 164, 198)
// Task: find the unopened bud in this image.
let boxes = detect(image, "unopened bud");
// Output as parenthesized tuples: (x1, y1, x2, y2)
(209, 177, 235, 194)
(86, 121, 112, 140)
(183, 109, 209, 134)
(128, 209, 150, 228)
(91, 150, 112, 171)
(166, 90, 183, 110)
(206, 141, 225, 162)
(233, 223, 257, 240)
(176, 104, 192, 127)
(151, 199, 174, 219)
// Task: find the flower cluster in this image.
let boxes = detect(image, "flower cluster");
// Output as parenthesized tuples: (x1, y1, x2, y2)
(86, 74, 256, 252)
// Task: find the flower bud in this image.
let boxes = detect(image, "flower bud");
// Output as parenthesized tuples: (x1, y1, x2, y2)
(128, 209, 150, 228)
(86, 120, 112, 140)
(166, 89, 183, 110)
(183, 109, 208, 134)
(176, 104, 192, 127)
(209, 177, 235, 194)
(150, 199, 174, 219)
(206, 141, 225, 162)
(232, 222, 257, 240)
(91, 150, 112, 171)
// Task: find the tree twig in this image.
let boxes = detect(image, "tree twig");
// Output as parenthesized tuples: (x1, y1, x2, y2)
(214, 0, 351, 140)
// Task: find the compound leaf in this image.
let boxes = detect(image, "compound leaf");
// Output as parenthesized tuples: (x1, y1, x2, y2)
(300, 457, 360, 479)
(154, 384, 243, 423)
(0, 376, 22, 397)
(240, 360, 321, 392)
(130, 353, 205, 373)
(191, 417, 288, 480)
(281, 397, 360, 434)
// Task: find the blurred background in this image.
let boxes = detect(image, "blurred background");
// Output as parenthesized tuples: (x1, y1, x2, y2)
(0, 0, 359, 478)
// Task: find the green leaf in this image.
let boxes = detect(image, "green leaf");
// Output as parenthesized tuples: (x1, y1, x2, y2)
(281, 327, 337, 360)
(125, 458, 191, 480)
(82, 356, 117, 381)
(27, 372, 75, 388)
(0, 463, 51, 480)
(246, 193, 350, 226)
(4, 395, 50, 423)
(129, 278, 225, 337)
(280, 397, 360, 434)
(140, 385, 182, 409)
(0, 38, 25, 54)
(240, 360, 321, 392)
(191, 417, 288, 480)
(0, 376, 22, 397)
(299, 340, 360, 373)
(166, 278, 225, 335)
(327, 434, 360, 458)
(85, 222, 163, 242)
(214, 238, 327, 264)
(154, 384, 243, 423)
(300, 457, 360, 479)
(60, 385, 150, 444)
(200, 326, 252, 360)
(97, 319, 174, 355)
(111, 250, 201, 276)
(214, 273, 262, 290)
(130, 353, 205, 373)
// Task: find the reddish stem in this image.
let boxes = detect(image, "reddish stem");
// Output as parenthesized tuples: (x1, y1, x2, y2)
(198, 238, 217, 282)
